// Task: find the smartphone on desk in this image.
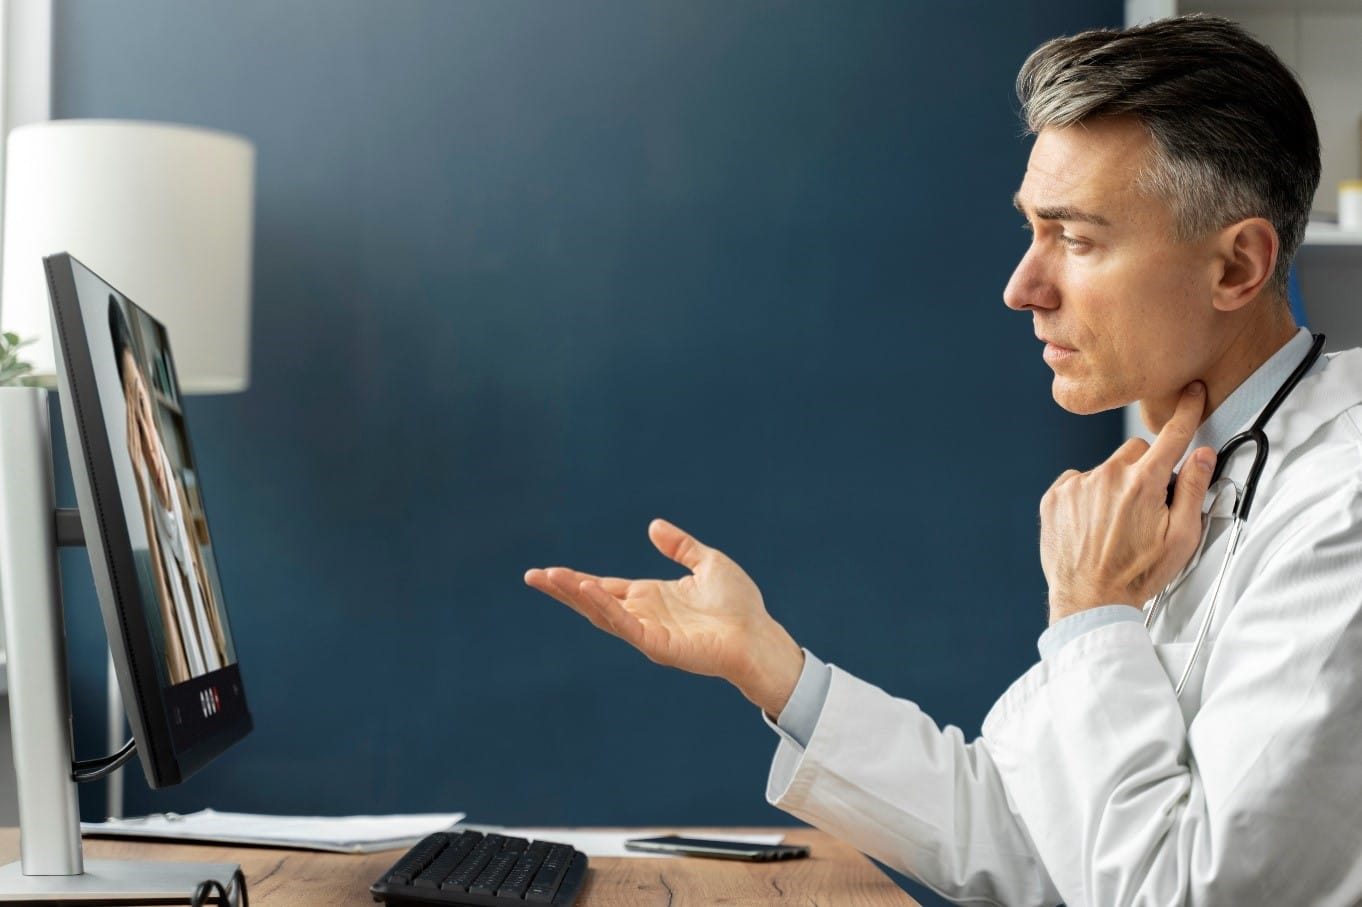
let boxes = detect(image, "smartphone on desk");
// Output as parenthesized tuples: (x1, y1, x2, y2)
(624, 835, 810, 861)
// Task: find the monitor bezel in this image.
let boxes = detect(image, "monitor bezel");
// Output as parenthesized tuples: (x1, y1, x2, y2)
(45, 251, 251, 789)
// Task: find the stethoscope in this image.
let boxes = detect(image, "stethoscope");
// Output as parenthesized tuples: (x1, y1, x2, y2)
(1143, 332, 1327, 698)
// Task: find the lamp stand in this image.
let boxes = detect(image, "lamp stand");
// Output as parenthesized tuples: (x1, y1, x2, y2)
(0, 387, 237, 901)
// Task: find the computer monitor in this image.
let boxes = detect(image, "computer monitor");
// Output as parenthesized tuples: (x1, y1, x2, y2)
(45, 251, 251, 788)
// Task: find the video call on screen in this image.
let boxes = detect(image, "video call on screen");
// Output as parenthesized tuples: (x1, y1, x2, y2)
(107, 295, 247, 750)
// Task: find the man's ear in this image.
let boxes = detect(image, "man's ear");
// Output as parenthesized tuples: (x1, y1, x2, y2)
(1211, 217, 1278, 313)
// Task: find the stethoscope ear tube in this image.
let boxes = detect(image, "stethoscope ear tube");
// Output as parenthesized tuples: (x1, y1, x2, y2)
(1212, 429, 1268, 522)
(1202, 332, 1325, 523)
(1146, 332, 1326, 699)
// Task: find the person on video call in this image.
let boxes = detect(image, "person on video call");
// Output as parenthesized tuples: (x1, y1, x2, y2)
(112, 304, 227, 683)
(525, 15, 1362, 906)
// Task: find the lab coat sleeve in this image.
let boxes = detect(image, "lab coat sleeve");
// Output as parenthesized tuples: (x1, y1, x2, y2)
(767, 665, 1063, 907)
(982, 474, 1362, 906)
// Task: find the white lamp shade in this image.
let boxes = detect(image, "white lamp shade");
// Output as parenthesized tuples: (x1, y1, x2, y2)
(1, 120, 254, 393)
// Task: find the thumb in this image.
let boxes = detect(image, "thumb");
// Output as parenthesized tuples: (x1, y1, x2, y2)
(649, 518, 709, 571)
(1167, 446, 1216, 556)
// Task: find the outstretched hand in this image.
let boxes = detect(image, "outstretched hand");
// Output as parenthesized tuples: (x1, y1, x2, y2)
(524, 519, 804, 716)
(1040, 382, 1217, 623)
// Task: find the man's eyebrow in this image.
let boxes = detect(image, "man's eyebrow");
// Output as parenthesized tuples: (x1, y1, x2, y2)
(1012, 192, 1111, 227)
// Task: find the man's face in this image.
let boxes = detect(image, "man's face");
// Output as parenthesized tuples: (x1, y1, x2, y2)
(1006, 116, 1223, 422)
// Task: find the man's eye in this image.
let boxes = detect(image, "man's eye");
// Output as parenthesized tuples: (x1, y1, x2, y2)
(1060, 233, 1090, 251)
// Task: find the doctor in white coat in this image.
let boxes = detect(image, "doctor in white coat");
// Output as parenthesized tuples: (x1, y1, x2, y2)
(526, 14, 1362, 906)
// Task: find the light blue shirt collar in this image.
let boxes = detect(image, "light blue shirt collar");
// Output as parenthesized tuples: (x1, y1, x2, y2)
(1188, 327, 1316, 457)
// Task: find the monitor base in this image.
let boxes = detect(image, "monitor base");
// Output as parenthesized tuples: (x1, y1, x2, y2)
(0, 859, 240, 902)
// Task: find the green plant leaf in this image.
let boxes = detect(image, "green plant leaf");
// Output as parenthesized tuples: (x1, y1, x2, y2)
(0, 364, 34, 386)
(0, 333, 38, 385)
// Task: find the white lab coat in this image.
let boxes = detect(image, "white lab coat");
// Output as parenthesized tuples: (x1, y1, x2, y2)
(767, 348, 1362, 906)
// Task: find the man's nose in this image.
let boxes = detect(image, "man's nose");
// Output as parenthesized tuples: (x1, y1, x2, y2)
(1003, 246, 1058, 312)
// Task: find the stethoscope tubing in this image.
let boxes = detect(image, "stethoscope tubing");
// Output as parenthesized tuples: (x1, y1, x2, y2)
(1143, 332, 1326, 699)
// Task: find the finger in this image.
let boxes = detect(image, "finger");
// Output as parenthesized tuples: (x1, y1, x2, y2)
(554, 573, 634, 598)
(524, 567, 592, 613)
(543, 567, 604, 607)
(526, 566, 599, 602)
(579, 580, 648, 648)
(1166, 445, 1217, 559)
(539, 567, 632, 598)
(593, 576, 633, 596)
(524, 567, 558, 597)
(528, 568, 627, 635)
(1047, 468, 1082, 493)
(528, 567, 602, 614)
(1110, 436, 1151, 465)
(1146, 382, 1207, 473)
(648, 518, 710, 571)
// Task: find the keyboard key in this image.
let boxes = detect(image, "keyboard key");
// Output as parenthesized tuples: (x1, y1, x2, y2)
(386, 833, 448, 886)
(526, 851, 571, 903)
(469, 850, 519, 896)
(496, 848, 547, 900)
(413, 834, 478, 889)
(441, 836, 501, 891)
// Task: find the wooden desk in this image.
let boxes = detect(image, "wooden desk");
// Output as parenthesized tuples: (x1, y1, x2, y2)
(0, 828, 917, 906)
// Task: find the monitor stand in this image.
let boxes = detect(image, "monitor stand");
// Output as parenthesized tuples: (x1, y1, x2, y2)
(0, 388, 239, 901)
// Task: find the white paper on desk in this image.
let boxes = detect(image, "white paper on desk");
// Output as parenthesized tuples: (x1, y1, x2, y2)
(81, 808, 466, 854)
(479, 829, 784, 858)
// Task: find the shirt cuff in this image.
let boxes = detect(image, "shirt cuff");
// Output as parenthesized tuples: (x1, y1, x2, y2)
(761, 649, 830, 749)
(1037, 604, 1143, 660)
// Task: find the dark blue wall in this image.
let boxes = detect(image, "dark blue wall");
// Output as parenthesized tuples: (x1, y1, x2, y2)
(52, 2, 1120, 902)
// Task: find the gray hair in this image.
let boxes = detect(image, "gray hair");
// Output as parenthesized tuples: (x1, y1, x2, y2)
(1018, 14, 1320, 298)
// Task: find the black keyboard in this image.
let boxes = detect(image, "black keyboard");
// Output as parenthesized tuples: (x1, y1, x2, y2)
(371, 830, 588, 907)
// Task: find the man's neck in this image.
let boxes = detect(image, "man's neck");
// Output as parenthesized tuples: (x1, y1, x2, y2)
(1139, 308, 1298, 433)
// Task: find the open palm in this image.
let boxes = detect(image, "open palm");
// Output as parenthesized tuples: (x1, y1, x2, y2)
(525, 518, 803, 713)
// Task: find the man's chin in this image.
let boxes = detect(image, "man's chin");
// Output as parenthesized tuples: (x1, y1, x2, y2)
(1051, 379, 1128, 416)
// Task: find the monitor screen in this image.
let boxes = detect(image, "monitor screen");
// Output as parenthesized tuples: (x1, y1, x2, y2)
(46, 252, 251, 788)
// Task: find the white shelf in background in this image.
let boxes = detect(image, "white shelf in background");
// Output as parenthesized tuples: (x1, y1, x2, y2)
(1304, 222, 1362, 246)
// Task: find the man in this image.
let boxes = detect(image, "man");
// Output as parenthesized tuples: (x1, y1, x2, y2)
(526, 15, 1362, 906)
(114, 303, 228, 683)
